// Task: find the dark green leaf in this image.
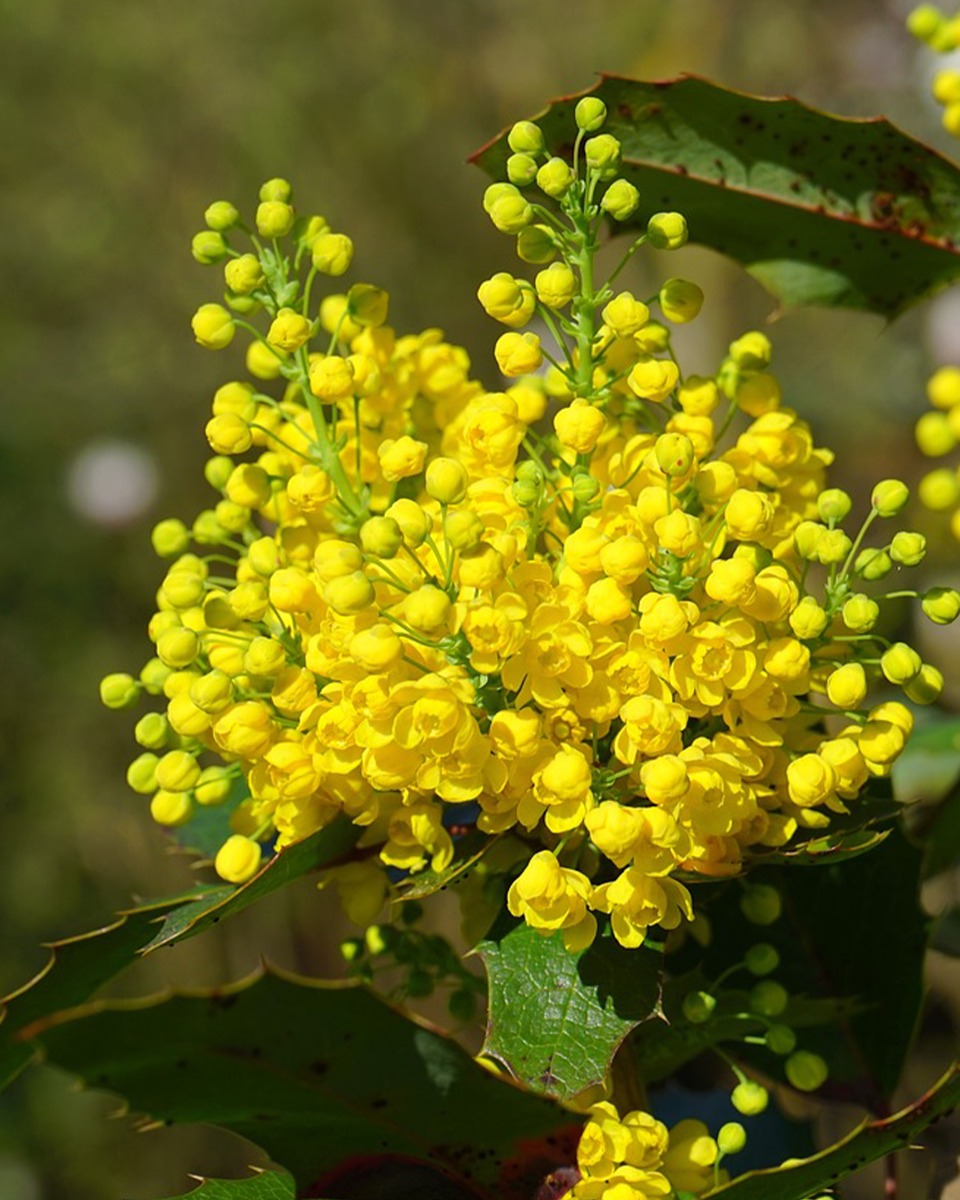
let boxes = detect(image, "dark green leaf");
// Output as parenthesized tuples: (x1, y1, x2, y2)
(394, 830, 500, 900)
(157, 1172, 295, 1200)
(705, 1062, 960, 1199)
(142, 816, 359, 952)
(472, 74, 960, 316)
(675, 828, 928, 1106)
(30, 968, 578, 1198)
(173, 776, 250, 858)
(0, 890, 209, 1090)
(478, 914, 662, 1100)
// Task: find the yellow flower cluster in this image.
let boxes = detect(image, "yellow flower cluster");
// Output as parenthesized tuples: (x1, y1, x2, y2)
(569, 1100, 722, 1198)
(908, 5, 960, 134)
(102, 103, 955, 955)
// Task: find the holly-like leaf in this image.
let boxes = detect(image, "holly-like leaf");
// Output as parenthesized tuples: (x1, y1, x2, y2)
(157, 1172, 295, 1200)
(704, 1062, 960, 1199)
(0, 890, 213, 1090)
(472, 74, 960, 316)
(394, 830, 499, 900)
(27, 968, 578, 1199)
(142, 816, 359, 952)
(669, 827, 927, 1108)
(478, 914, 662, 1100)
(173, 776, 250, 859)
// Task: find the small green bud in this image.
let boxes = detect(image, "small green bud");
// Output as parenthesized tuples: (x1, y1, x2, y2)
(134, 712, 170, 751)
(191, 230, 228, 264)
(571, 471, 601, 503)
(744, 942, 780, 976)
(204, 455, 235, 491)
(516, 224, 557, 264)
(126, 752, 159, 794)
(682, 990, 717, 1024)
(100, 672, 140, 710)
(204, 201, 239, 231)
(922, 586, 960, 624)
(339, 938, 364, 962)
(793, 520, 826, 560)
(507, 120, 545, 155)
(600, 179, 640, 221)
(655, 432, 696, 477)
(259, 177, 292, 202)
(907, 5, 945, 43)
(151, 518, 191, 558)
(889, 530, 926, 566)
(731, 1080, 768, 1116)
(717, 1122, 747, 1156)
(817, 488, 852, 523)
(854, 548, 893, 581)
(785, 1050, 828, 1092)
(919, 467, 959, 510)
(765, 1024, 797, 1055)
(537, 157, 576, 199)
(584, 134, 621, 176)
(904, 662, 944, 705)
(507, 153, 539, 187)
(575, 96, 607, 132)
(647, 211, 688, 250)
(740, 883, 782, 926)
(871, 478, 909, 517)
(750, 980, 789, 1017)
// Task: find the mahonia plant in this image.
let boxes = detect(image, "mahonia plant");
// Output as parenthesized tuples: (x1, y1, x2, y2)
(103, 100, 954, 961)
(94, 97, 960, 1197)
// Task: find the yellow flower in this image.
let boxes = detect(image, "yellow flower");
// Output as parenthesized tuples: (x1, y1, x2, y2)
(592, 869, 693, 948)
(506, 850, 597, 951)
(378, 436, 427, 481)
(555, 398, 607, 454)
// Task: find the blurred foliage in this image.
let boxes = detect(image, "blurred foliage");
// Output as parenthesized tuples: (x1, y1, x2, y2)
(1, 0, 958, 1197)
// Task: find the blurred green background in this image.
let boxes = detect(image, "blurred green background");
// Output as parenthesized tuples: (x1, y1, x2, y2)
(1, 0, 959, 1196)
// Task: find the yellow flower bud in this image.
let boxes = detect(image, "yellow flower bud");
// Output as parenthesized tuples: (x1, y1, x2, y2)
(842, 594, 879, 631)
(919, 467, 959, 510)
(585, 576, 632, 624)
(349, 624, 403, 672)
(880, 642, 922, 685)
(259, 178, 291, 202)
(495, 331, 542, 377)
(347, 283, 389, 327)
(640, 755, 689, 803)
(678, 375, 720, 416)
(646, 211, 688, 249)
(489, 190, 533, 232)
(309, 355, 355, 400)
(516, 224, 557, 263)
(405, 584, 452, 632)
(904, 663, 944, 704)
(150, 790, 194, 827)
(916, 411, 956, 456)
(600, 178, 639, 220)
(224, 254, 264, 295)
(134, 712, 169, 750)
(386, 498, 431, 547)
(535, 262, 577, 309)
(244, 636, 287, 676)
(889, 531, 926, 565)
(477, 273, 536, 327)
(205, 413, 251, 455)
(193, 766, 234, 807)
(312, 232, 354, 275)
(655, 432, 695, 477)
(246, 339, 285, 380)
(927, 364, 960, 408)
(507, 120, 544, 154)
(655, 509, 700, 556)
(191, 231, 228, 264)
(536, 157, 576, 199)
(156, 626, 200, 668)
(736, 371, 781, 417)
(215, 834, 263, 884)
(360, 516, 403, 558)
(191, 303, 235, 350)
(854, 548, 892, 580)
(787, 754, 836, 807)
(554, 398, 606, 454)
(425, 457, 468, 504)
(815, 528, 853, 566)
(204, 200, 239, 231)
(190, 670, 234, 714)
(444, 509, 484, 551)
(375, 436, 427, 483)
(659, 278, 704, 323)
(100, 672, 139, 709)
(269, 566, 317, 612)
(871, 478, 910, 516)
(628, 357, 679, 403)
(826, 662, 867, 710)
(922, 586, 960, 624)
(725, 489, 774, 541)
(255, 199, 295, 238)
(575, 96, 607, 131)
(323, 571, 375, 615)
(155, 749, 201, 793)
(127, 753, 159, 794)
(602, 292, 650, 337)
(506, 153, 538, 186)
(267, 307, 312, 352)
(584, 134, 620, 175)
(817, 488, 852, 522)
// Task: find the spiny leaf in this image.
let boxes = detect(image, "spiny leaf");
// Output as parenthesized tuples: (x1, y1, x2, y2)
(141, 815, 359, 952)
(157, 1171, 295, 1200)
(472, 74, 960, 317)
(478, 914, 662, 1100)
(0, 889, 210, 1090)
(28, 967, 579, 1198)
(705, 1061, 960, 1199)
